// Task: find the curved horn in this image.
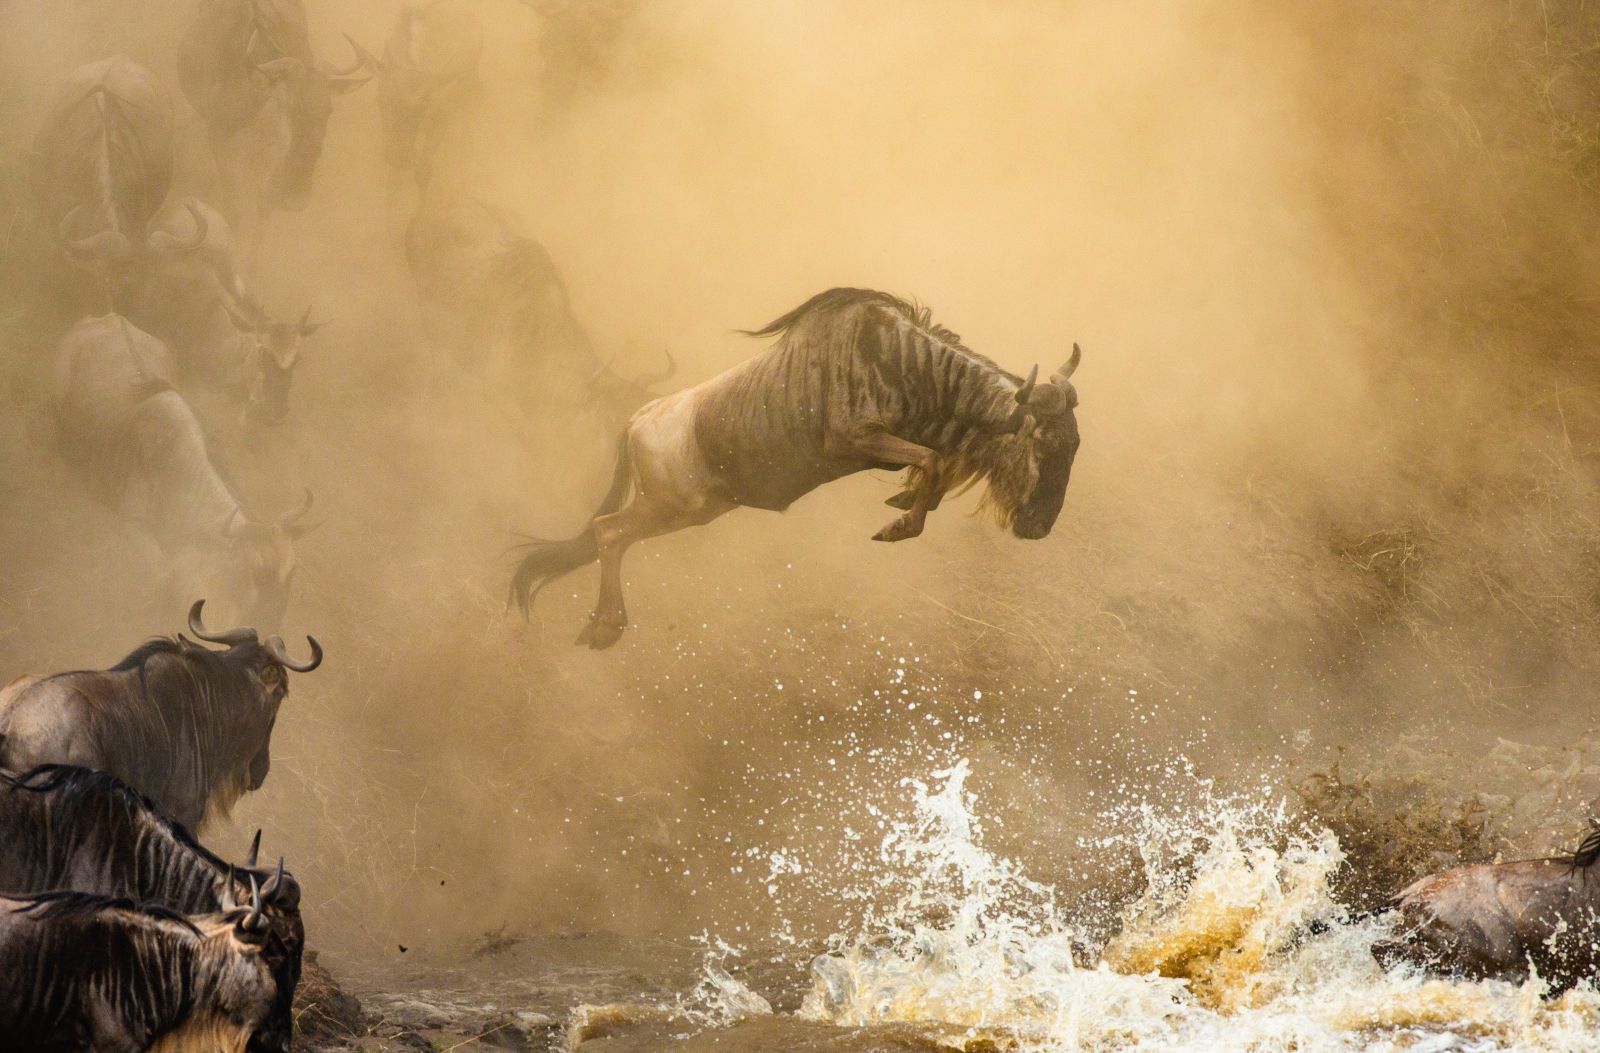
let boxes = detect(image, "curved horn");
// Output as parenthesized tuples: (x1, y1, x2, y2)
(322, 33, 378, 78)
(265, 634, 323, 673)
(261, 856, 285, 899)
(188, 600, 258, 645)
(296, 305, 326, 336)
(145, 200, 208, 257)
(57, 208, 132, 264)
(278, 488, 314, 528)
(244, 873, 266, 932)
(1013, 364, 1039, 405)
(221, 867, 239, 911)
(1053, 343, 1082, 383)
(245, 829, 262, 869)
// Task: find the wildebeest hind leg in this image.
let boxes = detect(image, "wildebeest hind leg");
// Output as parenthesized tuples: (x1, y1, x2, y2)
(580, 496, 730, 649)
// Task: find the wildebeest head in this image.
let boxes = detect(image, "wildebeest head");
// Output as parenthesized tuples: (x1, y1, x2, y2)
(983, 346, 1083, 540)
(57, 198, 211, 303)
(186, 598, 323, 796)
(252, 35, 375, 210)
(220, 489, 318, 627)
(223, 300, 326, 426)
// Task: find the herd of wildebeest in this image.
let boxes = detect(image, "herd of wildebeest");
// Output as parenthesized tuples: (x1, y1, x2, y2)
(5, 0, 1600, 1048)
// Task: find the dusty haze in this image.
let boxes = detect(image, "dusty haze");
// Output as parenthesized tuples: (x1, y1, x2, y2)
(2, 0, 1599, 972)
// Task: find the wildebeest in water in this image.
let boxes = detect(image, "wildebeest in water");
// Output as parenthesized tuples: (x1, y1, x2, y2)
(1374, 827, 1600, 993)
(0, 884, 287, 1052)
(511, 288, 1083, 648)
(0, 600, 323, 831)
(0, 766, 305, 1043)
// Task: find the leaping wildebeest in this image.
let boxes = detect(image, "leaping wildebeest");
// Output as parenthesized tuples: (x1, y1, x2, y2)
(52, 313, 316, 624)
(511, 288, 1083, 648)
(0, 600, 323, 831)
(177, 0, 375, 254)
(0, 765, 305, 1049)
(1374, 828, 1600, 994)
(0, 886, 289, 1053)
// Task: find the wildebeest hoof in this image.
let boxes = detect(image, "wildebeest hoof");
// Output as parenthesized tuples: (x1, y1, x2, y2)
(884, 489, 917, 510)
(872, 517, 918, 542)
(576, 618, 625, 649)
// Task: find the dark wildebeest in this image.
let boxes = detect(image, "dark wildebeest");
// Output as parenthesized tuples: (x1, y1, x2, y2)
(52, 313, 316, 623)
(405, 196, 672, 414)
(0, 600, 322, 831)
(28, 57, 209, 310)
(0, 885, 287, 1052)
(377, 0, 484, 188)
(124, 199, 325, 427)
(0, 765, 304, 1051)
(1374, 828, 1600, 993)
(510, 288, 1083, 648)
(177, 0, 375, 254)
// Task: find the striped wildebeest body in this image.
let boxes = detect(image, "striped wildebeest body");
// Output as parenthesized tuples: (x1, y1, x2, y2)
(177, 0, 375, 256)
(52, 314, 317, 626)
(28, 57, 210, 314)
(0, 766, 305, 1047)
(0, 887, 288, 1052)
(511, 287, 1083, 648)
(0, 601, 322, 831)
(1373, 828, 1600, 993)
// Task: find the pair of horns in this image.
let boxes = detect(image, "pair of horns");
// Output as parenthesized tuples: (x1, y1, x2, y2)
(188, 599, 323, 672)
(223, 299, 326, 338)
(997, 344, 1082, 434)
(58, 200, 208, 266)
(221, 872, 269, 933)
(222, 488, 319, 541)
(243, 833, 300, 909)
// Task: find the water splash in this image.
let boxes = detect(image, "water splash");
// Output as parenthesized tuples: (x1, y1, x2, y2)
(787, 759, 1600, 1052)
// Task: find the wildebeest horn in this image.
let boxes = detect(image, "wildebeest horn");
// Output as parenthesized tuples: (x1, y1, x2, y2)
(222, 297, 264, 334)
(322, 33, 378, 78)
(58, 207, 132, 264)
(297, 305, 326, 336)
(188, 600, 258, 645)
(145, 200, 208, 257)
(1053, 343, 1082, 383)
(261, 855, 286, 898)
(245, 830, 262, 868)
(278, 488, 315, 533)
(1014, 364, 1039, 404)
(265, 634, 323, 673)
(222, 867, 239, 911)
(244, 874, 267, 932)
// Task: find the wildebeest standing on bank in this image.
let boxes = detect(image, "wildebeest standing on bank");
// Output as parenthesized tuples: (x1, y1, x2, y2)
(0, 766, 305, 1049)
(27, 56, 209, 316)
(52, 313, 315, 626)
(511, 288, 1083, 648)
(177, 0, 375, 259)
(1374, 828, 1600, 993)
(0, 600, 323, 831)
(0, 886, 288, 1052)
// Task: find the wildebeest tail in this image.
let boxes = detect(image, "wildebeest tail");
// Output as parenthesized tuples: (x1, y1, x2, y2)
(509, 434, 633, 616)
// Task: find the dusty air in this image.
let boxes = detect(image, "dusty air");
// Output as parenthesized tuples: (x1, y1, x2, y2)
(2, 1, 1600, 1051)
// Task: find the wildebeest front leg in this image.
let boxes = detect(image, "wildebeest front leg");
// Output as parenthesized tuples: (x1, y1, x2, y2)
(831, 427, 942, 542)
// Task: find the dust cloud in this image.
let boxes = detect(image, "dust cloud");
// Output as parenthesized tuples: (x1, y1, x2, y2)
(2, 0, 1599, 977)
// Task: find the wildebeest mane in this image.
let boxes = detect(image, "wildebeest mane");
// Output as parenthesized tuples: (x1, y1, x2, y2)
(2, 764, 232, 873)
(13, 890, 203, 935)
(739, 287, 967, 349)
